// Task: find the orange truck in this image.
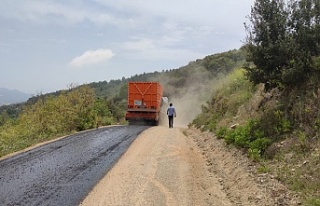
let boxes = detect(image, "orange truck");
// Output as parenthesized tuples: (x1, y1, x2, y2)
(125, 82, 164, 125)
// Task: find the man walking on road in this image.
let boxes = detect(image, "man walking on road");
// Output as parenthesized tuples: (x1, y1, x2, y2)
(167, 103, 176, 128)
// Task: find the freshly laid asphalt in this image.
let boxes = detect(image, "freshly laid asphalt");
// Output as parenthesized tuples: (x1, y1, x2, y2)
(0, 125, 149, 206)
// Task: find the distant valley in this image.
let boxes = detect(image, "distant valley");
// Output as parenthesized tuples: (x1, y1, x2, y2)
(0, 88, 31, 106)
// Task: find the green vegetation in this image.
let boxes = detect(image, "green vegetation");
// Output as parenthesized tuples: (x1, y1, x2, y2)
(2, 1, 319, 201)
(192, 66, 320, 204)
(0, 86, 115, 157)
(0, 49, 245, 158)
(192, 69, 275, 161)
(192, 0, 320, 203)
(192, 69, 256, 132)
(0, 103, 25, 126)
(245, 0, 320, 91)
(244, 1, 320, 202)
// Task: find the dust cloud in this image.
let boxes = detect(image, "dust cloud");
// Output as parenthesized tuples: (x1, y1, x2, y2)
(168, 92, 203, 128)
(158, 69, 215, 128)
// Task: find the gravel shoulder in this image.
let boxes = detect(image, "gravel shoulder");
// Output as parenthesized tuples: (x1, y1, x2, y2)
(80, 126, 299, 206)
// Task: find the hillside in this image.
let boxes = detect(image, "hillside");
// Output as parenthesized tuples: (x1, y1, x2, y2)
(0, 49, 246, 157)
(89, 48, 245, 98)
(192, 68, 320, 205)
(88, 48, 246, 124)
(0, 49, 245, 124)
(0, 43, 319, 205)
(0, 88, 30, 106)
(1, 0, 319, 204)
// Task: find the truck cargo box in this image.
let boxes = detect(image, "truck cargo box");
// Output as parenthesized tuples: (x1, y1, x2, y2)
(125, 82, 163, 125)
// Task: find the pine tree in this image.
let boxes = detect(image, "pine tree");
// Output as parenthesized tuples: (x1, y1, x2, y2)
(245, 0, 320, 90)
(245, 0, 289, 90)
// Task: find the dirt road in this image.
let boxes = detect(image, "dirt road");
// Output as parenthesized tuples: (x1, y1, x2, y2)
(80, 126, 298, 206)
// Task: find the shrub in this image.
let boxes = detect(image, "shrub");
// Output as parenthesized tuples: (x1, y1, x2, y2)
(222, 120, 273, 159)
(0, 85, 116, 157)
(216, 127, 227, 139)
(305, 198, 320, 206)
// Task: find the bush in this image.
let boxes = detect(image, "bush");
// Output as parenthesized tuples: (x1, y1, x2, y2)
(305, 198, 320, 206)
(222, 120, 272, 159)
(191, 68, 256, 131)
(0, 85, 116, 157)
(216, 127, 227, 139)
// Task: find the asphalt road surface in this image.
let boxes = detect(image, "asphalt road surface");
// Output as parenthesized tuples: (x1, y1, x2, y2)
(0, 125, 149, 206)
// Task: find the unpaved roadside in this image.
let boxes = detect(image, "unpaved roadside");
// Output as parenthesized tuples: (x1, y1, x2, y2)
(80, 126, 299, 206)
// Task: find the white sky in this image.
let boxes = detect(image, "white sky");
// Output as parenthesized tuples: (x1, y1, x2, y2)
(0, 0, 254, 94)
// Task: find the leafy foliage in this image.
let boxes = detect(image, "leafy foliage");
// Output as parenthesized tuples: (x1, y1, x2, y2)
(192, 68, 255, 131)
(0, 103, 24, 126)
(191, 68, 298, 160)
(305, 198, 320, 206)
(245, 0, 320, 90)
(190, 1, 320, 202)
(0, 86, 115, 157)
(203, 49, 246, 74)
(0, 48, 247, 157)
(219, 120, 271, 160)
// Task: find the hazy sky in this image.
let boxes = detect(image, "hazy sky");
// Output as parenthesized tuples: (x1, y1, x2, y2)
(0, 0, 254, 94)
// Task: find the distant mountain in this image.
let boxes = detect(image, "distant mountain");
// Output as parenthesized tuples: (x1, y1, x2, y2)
(0, 88, 31, 106)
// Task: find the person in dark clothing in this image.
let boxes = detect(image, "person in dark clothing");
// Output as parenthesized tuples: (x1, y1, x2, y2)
(167, 103, 176, 128)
